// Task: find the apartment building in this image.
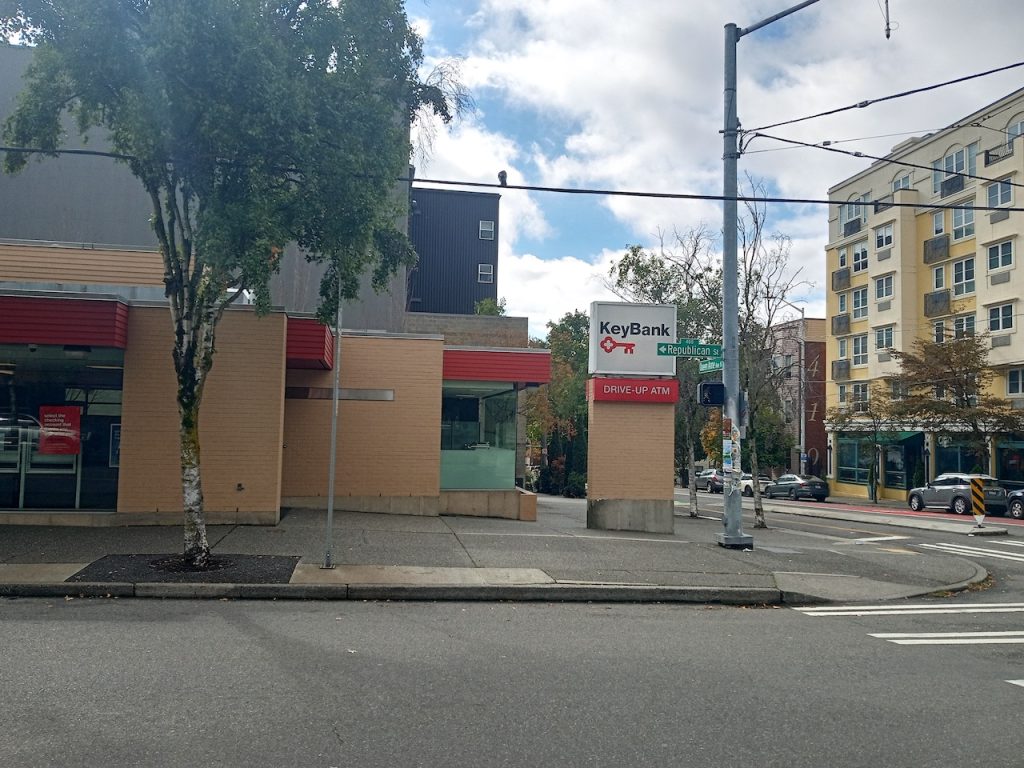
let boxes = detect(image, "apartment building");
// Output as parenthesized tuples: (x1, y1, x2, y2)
(773, 317, 827, 477)
(825, 87, 1024, 501)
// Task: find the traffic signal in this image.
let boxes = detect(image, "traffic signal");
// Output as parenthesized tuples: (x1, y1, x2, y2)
(698, 381, 725, 407)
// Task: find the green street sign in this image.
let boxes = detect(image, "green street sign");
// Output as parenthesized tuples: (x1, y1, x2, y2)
(698, 358, 724, 373)
(657, 342, 722, 358)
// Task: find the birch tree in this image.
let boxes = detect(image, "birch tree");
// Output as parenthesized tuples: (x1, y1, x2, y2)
(2, 0, 463, 565)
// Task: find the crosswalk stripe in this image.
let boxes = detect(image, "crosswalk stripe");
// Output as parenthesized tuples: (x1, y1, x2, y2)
(1007, 680, 1024, 688)
(872, 631, 1024, 638)
(998, 541, 1024, 548)
(849, 535, 910, 543)
(794, 602, 1024, 617)
(875, 637, 1024, 645)
(919, 542, 1024, 563)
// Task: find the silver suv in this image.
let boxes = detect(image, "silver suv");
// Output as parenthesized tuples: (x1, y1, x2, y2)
(907, 473, 1007, 515)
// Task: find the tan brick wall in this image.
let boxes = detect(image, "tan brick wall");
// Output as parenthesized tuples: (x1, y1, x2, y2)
(118, 306, 286, 517)
(0, 243, 164, 286)
(402, 312, 529, 347)
(587, 400, 674, 500)
(281, 335, 443, 499)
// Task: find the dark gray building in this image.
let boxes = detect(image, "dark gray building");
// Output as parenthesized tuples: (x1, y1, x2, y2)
(408, 187, 500, 315)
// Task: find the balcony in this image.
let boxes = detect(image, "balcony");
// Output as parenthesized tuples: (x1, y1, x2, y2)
(923, 234, 949, 265)
(939, 174, 964, 198)
(873, 195, 894, 214)
(843, 219, 863, 237)
(832, 267, 851, 292)
(832, 359, 851, 381)
(924, 289, 951, 318)
(831, 313, 850, 336)
(985, 142, 1013, 166)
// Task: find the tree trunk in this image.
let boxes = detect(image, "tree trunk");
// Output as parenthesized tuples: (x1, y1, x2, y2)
(180, 401, 210, 566)
(687, 441, 698, 518)
(750, 435, 767, 528)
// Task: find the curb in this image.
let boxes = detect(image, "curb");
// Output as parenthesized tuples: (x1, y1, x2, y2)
(1, 581, 784, 604)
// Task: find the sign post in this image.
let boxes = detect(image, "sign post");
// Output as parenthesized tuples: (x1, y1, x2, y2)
(970, 478, 986, 528)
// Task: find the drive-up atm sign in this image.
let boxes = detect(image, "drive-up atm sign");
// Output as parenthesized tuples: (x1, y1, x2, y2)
(588, 302, 677, 376)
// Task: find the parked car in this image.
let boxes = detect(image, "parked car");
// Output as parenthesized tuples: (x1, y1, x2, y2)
(695, 468, 723, 492)
(740, 473, 772, 497)
(907, 473, 1007, 515)
(1007, 489, 1024, 520)
(764, 474, 829, 502)
(708, 472, 725, 494)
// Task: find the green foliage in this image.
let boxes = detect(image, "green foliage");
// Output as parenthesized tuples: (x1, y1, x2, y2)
(748, 407, 795, 471)
(474, 297, 507, 316)
(565, 472, 587, 499)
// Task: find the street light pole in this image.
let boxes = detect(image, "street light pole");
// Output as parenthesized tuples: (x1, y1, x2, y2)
(718, 0, 821, 550)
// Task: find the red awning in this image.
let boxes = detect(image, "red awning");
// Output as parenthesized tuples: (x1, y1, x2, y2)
(443, 348, 551, 385)
(286, 317, 334, 370)
(0, 295, 129, 348)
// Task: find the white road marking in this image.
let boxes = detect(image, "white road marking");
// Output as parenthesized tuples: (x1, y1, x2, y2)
(848, 535, 910, 543)
(1006, 680, 1024, 688)
(794, 602, 1024, 617)
(870, 631, 1024, 645)
(918, 542, 1024, 563)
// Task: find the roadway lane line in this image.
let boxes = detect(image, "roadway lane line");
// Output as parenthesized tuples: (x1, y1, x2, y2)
(1006, 680, 1024, 688)
(794, 602, 1024, 617)
(918, 542, 1024, 563)
(870, 631, 1024, 645)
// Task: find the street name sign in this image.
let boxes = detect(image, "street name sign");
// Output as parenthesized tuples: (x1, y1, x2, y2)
(698, 358, 724, 373)
(657, 342, 722, 358)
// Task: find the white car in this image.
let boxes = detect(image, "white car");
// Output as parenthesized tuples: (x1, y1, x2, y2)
(739, 473, 771, 497)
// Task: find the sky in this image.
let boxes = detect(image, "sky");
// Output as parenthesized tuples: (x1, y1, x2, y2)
(403, 0, 1024, 338)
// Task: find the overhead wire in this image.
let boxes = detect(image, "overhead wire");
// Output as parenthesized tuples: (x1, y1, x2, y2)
(744, 59, 1024, 134)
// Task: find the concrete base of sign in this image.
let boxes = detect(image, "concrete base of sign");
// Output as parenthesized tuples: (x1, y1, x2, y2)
(586, 498, 674, 534)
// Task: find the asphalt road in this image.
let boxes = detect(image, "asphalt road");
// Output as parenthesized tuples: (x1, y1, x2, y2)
(2, 596, 1023, 768)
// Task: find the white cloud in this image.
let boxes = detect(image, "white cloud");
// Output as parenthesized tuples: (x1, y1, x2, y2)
(412, 0, 1024, 336)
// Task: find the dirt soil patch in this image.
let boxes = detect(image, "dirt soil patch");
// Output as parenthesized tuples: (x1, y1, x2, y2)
(67, 554, 300, 584)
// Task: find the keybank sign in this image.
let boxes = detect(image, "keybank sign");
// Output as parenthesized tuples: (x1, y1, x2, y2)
(588, 301, 677, 376)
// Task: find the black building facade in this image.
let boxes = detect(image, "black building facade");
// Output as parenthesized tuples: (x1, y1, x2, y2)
(408, 188, 500, 315)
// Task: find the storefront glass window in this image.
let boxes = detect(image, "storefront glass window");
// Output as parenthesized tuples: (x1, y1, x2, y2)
(0, 344, 123, 509)
(837, 437, 872, 484)
(996, 438, 1024, 491)
(440, 381, 517, 490)
(884, 445, 906, 488)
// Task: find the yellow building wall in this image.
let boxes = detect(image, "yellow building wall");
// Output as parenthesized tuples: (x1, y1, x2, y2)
(281, 335, 443, 508)
(118, 306, 286, 522)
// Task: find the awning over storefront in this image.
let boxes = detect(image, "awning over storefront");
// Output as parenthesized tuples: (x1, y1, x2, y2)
(442, 347, 551, 385)
(286, 317, 334, 370)
(0, 294, 129, 348)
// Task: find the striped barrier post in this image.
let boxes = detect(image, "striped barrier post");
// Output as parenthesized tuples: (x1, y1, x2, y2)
(970, 477, 986, 528)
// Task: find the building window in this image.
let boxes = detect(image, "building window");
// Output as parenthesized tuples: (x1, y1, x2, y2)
(852, 287, 868, 319)
(837, 437, 872, 483)
(838, 293, 848, 313)
(952, 205, 974, 240)
(990, 304, 1013, 332)
(852, 334, 868, 366)
(988, 178, 1012, 208)
(852, 382, 869, 411)
(838, 247, 847, 268)
(933, 266, 945, 290)
(874, 274, 894, 300)
(875, 223, 894, 249)
(988, 240, 1013, 271)
(933, 320, 945, 344)
(839, 194, 869, 227)
(932, 211, 944, 236)
(1008, 121, 1024, 148)
(1009, 368, 1024, 396)
(852, 241, 868, 272)
(953, 257, 975, 296)
(890, 380, 904, 400)
(838, 338, 848, 359)
(477, 263, 494, 283)
(934, 383, 946, 400)
(953, 314, 975, 338)
(875, 325, 893, 349)
(479, 220, 495, 240)
(838, 383, 848, 405)
(933, 143, 978, 192)
(892, 174, 911, 192)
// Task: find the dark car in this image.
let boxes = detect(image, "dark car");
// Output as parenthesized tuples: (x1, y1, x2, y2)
(764, 473, 829, 502)
(695, 469, 723, 492)
(1008, 489, 1024, 520)
(907, 473, 1007, 515)
(708, 472, 725, 494)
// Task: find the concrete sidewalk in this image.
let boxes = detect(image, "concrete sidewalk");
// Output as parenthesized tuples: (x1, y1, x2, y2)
(0, 495, 998, 604)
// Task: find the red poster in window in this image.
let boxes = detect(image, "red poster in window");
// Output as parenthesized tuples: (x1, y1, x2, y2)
(38, 406, 81, 455)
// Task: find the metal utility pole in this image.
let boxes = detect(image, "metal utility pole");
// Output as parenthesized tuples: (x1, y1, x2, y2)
(718, 0, 821, 549)
(322, 277, 343, 569)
